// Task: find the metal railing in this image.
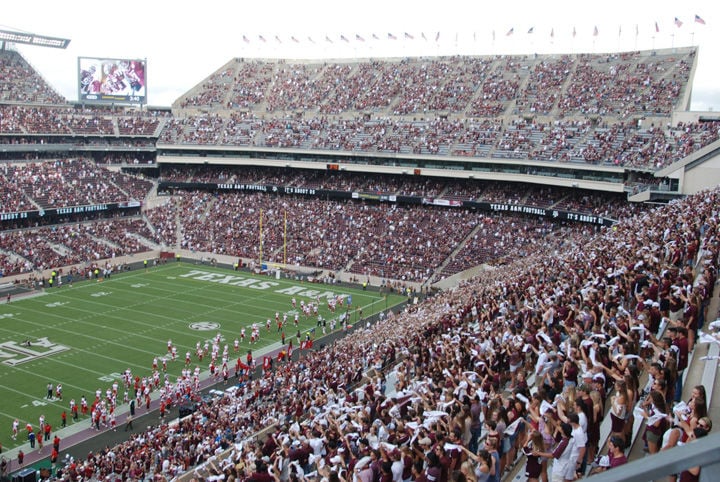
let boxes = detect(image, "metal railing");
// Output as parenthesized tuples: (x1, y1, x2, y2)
(586, 431, 720, 482)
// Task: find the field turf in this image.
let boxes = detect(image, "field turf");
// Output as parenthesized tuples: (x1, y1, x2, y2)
(0, 262, 406, 449)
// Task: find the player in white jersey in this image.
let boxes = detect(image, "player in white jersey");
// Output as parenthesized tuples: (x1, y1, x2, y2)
(12, 419, 19, 440)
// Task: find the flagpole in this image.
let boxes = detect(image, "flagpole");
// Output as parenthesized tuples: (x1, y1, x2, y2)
(691, 32, 695, 46)
(634, 25, 638, 50)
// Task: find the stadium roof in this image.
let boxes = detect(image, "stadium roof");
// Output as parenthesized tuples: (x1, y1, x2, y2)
(0, 28, 70, 49)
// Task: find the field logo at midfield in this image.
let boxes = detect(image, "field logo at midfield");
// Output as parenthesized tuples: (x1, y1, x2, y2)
(179, 270, 279, 289)
(0, 337, 70, 366)
(189, 321, 221, 331)
(179, 269, 345, 300)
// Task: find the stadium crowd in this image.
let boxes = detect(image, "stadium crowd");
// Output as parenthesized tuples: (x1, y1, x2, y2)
(25, 183, 719, 482)
(0, 218, 159, 275)
(2, 43, 719, 482)
(2, 47, 714, 173)
(2, 162, 649, 281)
(157, 114, 720, 170)
(0, 104, 166, 137)
(177, 51, 692, 118)
(0, 158, 151, 214)
(0, 50, 65, 104)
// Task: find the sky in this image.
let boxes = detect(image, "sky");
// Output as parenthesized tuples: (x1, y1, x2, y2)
(2, 0, 719, 110)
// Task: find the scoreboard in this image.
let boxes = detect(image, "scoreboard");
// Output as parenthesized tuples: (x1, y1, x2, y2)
(78, 57, 146, 104)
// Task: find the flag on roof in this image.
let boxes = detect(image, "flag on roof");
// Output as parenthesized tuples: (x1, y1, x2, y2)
(291, 36, 299, 43)
(674, 17, 683, 28)
(388, 32, 397, 40)
(307, 36, 315, 43)
(340, 34, 349, 42)
(258, 35, 266, 42)
(356, 34, 365, 42)
(655, 21, 659, 32)
(435, 32, 440, 41)
(695, 15, 706, 25)
(275, 35, 282, 43)
(404, 32, 414, 39)
(506, 27, 514, 36)
(550, 28, 554, 38)
(372, 33, 379, 40)
(421, 32, 427, 40)
(326, 35, 333, 43)
(593, 25, 599, 36)
(243, 35, 250, 43)
(527, 27, 534, 34)
(572, 26, 576, 37)
(618, 25, 622, 37)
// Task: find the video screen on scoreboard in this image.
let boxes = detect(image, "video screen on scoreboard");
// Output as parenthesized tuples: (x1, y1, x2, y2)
(78, 57, 146, 103)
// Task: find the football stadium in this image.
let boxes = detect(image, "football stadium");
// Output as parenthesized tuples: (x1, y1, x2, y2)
(0, 8, 720, 482)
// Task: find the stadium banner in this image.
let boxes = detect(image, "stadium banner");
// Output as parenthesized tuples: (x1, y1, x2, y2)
(78, 57, 146, 104)
(0, 202, 141, 224)
(157, 182, 615, 226)
(422, 198, 463, 207)
(472, 201, 613, 226)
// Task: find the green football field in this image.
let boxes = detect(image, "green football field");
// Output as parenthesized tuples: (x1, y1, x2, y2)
(0, 262, 406, 449)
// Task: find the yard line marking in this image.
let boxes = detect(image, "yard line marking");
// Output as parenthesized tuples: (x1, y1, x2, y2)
(0, 324, 151, 371)
(0, 382, 70, 411)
